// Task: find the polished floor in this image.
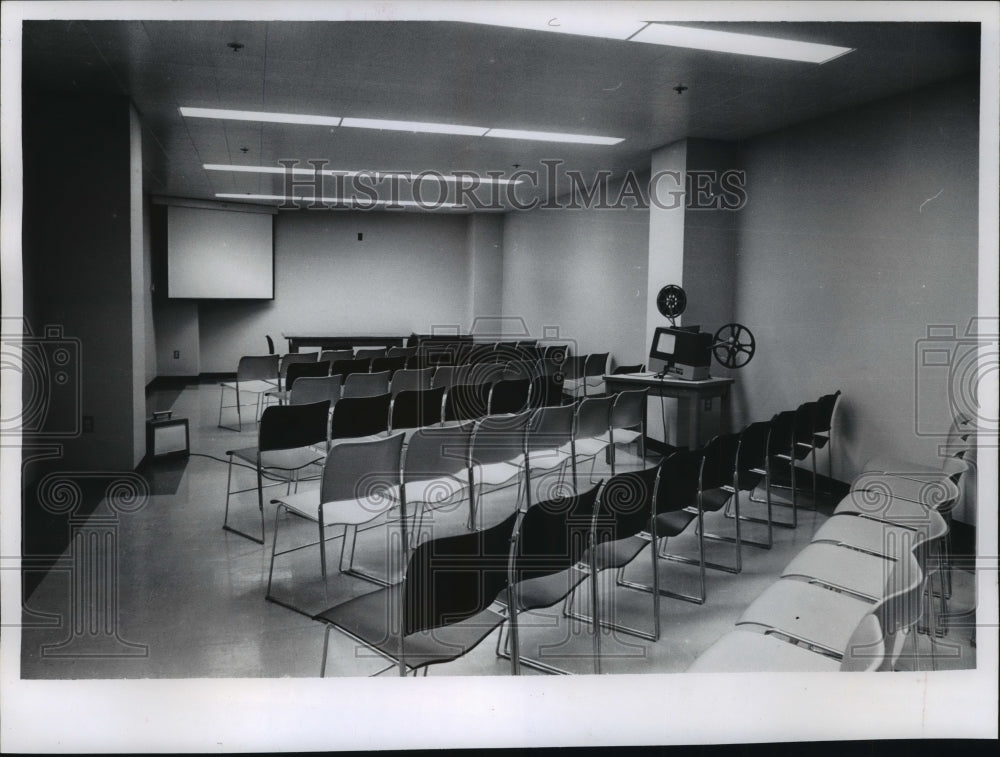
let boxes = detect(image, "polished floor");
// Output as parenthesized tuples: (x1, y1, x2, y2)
(20, 382, 977, 678)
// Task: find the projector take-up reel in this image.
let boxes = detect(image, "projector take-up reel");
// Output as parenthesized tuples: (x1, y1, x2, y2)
(655, 284, 757, 370)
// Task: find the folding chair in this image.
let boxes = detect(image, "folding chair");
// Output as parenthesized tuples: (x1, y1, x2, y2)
(467, 410, 531, 529)
(266, 432, 405, 614)
(488, 378, 532, 415)
(495, 484, 603, 675)
(523, 404, 576, 507)
(571, 395, 614, 486)
(688, 613, 886, 673)
(722, 420, 775, 548)
(217, 354, 279, 431)
(329, 394, 391, 441)
(316, 508, 514, 676)
(389, 386, 446, 432)
(342, 370, 391, 399)
(608, 389, 647, 474)
(223, 400, 330, 544)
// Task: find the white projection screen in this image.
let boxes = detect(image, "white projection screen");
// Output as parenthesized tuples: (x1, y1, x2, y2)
(167, 205, 274, 298)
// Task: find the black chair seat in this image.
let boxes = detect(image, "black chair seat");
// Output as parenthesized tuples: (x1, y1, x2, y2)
(584, 535, 647, 572)
(499, 566, 589, 613)
(701, 487, 733, 513)
(653, 509, 698, 537)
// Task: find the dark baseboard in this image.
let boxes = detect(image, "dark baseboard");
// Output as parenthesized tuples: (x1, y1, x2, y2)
(146, 373, 234, 393)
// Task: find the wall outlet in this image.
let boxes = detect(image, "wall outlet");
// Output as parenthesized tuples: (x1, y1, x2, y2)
(173, 350, 180, 359)
(82, 416, 94, 433)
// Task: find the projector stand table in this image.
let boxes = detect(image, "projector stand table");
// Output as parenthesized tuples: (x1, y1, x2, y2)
(603, 373, 734, 450)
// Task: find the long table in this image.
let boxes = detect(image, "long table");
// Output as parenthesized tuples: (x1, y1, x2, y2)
(283, 334, 407, 353)
(604, 372, 735, 449)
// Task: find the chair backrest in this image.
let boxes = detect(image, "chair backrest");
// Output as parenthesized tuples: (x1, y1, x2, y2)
(331, 358, 371, 378)
(583, 352, 609, 378)
(510, 484, 601, 587)
(540, 344, 570, 365)
(372, 355, 406, 378)
(874, 551, 924, 668)
(502, 360, 535, 382)
(492, 342, 521, 365)
(529, 374, 564, 409)
(654, 449, 703, 517)
(402, 421, 474, 485)
(402, 508, 517, 636)
(392, 367, 433, 396)
(466, 360, 505, 386)
(285, 359, 331, 392)
(699, 433, 740, 492)
(389, 386, 446, 431)
(575, 395, 614, 439)
(236, 354, 279, 383)
(839, 613, 886, 672)
(320, 349, 354, 364)
(813, 391, 841, 435)
(469, 410, 532, 467)
(444, 383, 491, 422)
(466, 344, 496, 365)
(265, 335, 275, 355)
(258, 400, 330, 452)
(489, 378, 532, 415)
(342, 370, 391, 399)
(430, 365, 458, 390)
(289, 375, 341, 406)
(610, 389, 647, 430)
(562, 355, 586, 380)
(736, 421, 771, 474)
(767, 410, 797, 459)
(793, 402, 818, 456)
(526, 404, 575, 454)
(387, 345, 417, 359)
(329, 393, 391, 440)
(514, 342, 542, 363)
(354, 347, 387, 360)
(320, 432, 405, 510)
(592, 467, 659, 548)
(279, 352, 318, 381)
(612, 363, 645, 375)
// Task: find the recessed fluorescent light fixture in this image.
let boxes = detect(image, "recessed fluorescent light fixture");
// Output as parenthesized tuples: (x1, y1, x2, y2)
(182, 107, 622, 146)
(630, 24, 853, 64)
(203, 164, 524, 185)
(215, 193, 468, 209)
(471, 14, 649, 40)
(179, 106, 342, 126)
(484, 128, 623, 145)
(340, 117, 487, 137)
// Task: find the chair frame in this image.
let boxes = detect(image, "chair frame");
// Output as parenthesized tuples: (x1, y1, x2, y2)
(223, 400, 330, 544)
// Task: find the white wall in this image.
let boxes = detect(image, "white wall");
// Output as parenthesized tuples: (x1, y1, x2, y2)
(198, 210, 472, 372)
(501, 200, 649, 365)
(732, 76, 980, 481)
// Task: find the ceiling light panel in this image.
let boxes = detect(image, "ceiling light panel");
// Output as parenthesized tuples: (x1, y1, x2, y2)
(179, 106, 341, 126)
(339, 117, 488, 136)
(215, 193, 468, 209)
(204, 164, 523, 185)
(630, 24, 853, 64)
(484, 128, 623, 145)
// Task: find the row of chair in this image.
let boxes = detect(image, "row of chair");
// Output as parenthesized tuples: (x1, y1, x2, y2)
(688, 415, 978, 673)
(223, 390, 648, 550)
(219, 349, 630, 431)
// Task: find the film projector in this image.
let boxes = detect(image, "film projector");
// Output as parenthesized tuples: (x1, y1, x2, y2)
(650, 284, 757, 380)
